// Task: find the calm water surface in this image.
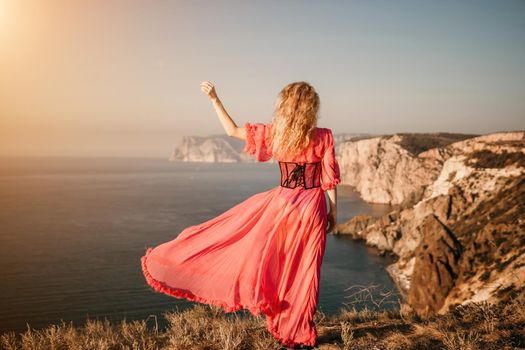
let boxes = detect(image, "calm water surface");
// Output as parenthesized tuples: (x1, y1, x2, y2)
(0, 157, 397, 333)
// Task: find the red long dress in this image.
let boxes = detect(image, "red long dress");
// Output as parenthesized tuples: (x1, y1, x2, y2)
(140, 122, 341, 347)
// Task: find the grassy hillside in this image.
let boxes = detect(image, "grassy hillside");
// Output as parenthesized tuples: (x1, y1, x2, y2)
(2, 296, 523, 350)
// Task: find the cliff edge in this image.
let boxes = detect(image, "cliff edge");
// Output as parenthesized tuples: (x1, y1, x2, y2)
(335, 130, 525, 317)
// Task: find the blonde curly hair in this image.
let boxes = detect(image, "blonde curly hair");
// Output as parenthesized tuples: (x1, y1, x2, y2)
(270, 81, 320, 159)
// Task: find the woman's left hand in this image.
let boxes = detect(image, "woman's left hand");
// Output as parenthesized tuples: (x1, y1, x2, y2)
(200, 81, 218, 101)
(327, 209, 336, 233)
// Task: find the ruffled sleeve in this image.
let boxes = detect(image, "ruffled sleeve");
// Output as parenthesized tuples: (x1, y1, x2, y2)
(243, 122, 272, 162)
(320, 128, 341, 191)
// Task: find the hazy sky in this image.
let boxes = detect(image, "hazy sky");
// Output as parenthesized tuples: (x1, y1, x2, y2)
(1, 0, 524, 157)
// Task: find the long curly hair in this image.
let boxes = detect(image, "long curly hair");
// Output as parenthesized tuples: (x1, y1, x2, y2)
(270, 81, 320, 159)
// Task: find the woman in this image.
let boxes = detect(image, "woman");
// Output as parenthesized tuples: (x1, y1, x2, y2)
(141, 81, 340, 348)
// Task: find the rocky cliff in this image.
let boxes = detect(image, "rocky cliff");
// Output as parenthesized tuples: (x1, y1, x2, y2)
(169, 135, 253, 163)
(337, 132, 479, 205)
(170, 131, 365, 163)
(335, 131, 525, 317)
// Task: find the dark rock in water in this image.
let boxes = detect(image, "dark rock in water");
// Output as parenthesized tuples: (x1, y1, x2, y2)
(334, 214, 376, 238)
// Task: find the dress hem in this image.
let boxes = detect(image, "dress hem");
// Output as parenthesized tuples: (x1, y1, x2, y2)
(141, 247, 272, 316)
(140, 247, 316, 348)
(266, 317, 317, 348)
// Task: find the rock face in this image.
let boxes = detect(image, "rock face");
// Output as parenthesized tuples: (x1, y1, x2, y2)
(170, 131, 366, 163)
(407, 214, 463, 316)
(335, 131, 525, 317)
(336, 132, 478, 205)
(169, 135, 254, 163)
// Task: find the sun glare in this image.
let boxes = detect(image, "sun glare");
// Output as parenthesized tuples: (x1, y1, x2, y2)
(0, 0, 10, 34)
(0, 0, 23, 51)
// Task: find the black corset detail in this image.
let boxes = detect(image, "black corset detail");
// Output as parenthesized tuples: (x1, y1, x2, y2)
(279, 161, 322, 189)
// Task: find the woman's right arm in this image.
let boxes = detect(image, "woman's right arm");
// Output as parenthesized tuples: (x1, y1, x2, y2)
(326, 186, 337, 233)
(201, 81, 246, 139)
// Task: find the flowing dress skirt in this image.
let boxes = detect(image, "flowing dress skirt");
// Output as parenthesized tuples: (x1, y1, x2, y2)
(140, 185, 327, 347)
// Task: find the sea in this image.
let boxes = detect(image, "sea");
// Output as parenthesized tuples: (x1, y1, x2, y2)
(0, 156, 399, 333)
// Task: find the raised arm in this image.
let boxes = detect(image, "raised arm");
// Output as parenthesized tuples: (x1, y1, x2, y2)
(200, 81, 246, 141)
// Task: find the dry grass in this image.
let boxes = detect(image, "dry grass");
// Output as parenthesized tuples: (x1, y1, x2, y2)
(1, 296, 524, 350)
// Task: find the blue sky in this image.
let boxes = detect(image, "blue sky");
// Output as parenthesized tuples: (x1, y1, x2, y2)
(1, 0, 524, 157)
